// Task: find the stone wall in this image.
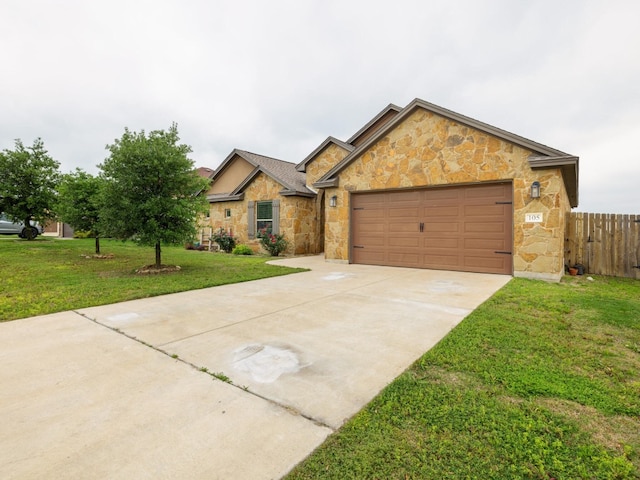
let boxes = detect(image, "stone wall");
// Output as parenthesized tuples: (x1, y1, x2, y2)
(513, 170, 571, 281)
(305, 143, 350, 187)
(324, 108, 571, 280)
(208, 172, 317, 256)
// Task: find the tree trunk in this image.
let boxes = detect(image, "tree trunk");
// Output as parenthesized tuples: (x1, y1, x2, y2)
(23, 218, 36, 240)
(95, 236, 101, 254)
(155, 241, 162, 268)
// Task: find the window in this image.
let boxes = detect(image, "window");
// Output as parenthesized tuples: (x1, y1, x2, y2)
(224, 208, 231, 218)
(248, 200, 279, 239)
(256, 201, 273, 234)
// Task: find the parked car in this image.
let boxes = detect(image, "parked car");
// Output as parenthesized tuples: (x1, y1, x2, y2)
(0, 213, 44, 238)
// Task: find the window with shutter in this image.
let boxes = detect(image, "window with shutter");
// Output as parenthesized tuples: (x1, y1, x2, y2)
(272, 200, 280, 234)
(256, 201, 273, 235)
(247, 201, 255, 239)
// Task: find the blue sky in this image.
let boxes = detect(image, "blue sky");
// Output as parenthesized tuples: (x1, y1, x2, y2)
(1, 0, 638, 213)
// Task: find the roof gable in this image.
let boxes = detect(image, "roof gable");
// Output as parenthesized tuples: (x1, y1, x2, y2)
(346, 103, 402, 147)
(295, 136, 354, 173)
(296, 104, 401, 174)
(314, 98, 579, 207)
(205, 152, 254, 196)
(207, 149, 315, 202)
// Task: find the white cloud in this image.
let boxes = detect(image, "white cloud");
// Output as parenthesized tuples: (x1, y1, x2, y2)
(0, 0, 638, 213)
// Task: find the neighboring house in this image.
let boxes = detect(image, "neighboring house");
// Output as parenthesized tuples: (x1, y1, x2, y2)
(197, 167, 215, 180)
(43, 221, 74, 238)
(205, 98, 579, 281)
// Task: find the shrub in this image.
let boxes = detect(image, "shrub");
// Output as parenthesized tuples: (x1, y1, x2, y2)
(258, 229, 289, 256)
(185, 241, 207, 251)
(211, 228, 236, 253)
(73, 230, 95, 239)
(232, 244, 253, 255)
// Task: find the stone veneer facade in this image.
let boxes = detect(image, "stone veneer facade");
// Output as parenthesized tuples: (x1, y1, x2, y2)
(208, 172, 317, 255)
(305, 143, 351, 187)
(321, 109, 572, 281)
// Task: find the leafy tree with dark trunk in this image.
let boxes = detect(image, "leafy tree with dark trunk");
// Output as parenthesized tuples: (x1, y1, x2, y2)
(99, 124, 209, 269)
(0, 138, 60, 239)
(57, 169, 105, 254)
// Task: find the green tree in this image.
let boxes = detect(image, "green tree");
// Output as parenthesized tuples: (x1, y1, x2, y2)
(57, 169, 105, 254)
(0, 138, 60, 239)
(99, 123, 209, 268)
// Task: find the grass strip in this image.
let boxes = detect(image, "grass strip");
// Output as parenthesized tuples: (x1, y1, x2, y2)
(0, 237, 305, 321)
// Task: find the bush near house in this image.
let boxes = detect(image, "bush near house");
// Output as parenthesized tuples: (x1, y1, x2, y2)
(211, 228, 237, 253)
(258, 228, 289, 256)
(232, 244, 253, 255)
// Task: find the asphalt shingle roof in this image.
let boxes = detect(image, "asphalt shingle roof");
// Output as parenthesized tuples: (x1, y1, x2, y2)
(234, 150, 314, 196)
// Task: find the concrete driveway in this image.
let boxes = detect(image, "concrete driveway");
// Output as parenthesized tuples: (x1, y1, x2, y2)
(0, 255, 510, 479)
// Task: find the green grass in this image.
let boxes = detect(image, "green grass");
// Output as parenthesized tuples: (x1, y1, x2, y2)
(0, 236, 305, 321)
(287, 276, 640, 480)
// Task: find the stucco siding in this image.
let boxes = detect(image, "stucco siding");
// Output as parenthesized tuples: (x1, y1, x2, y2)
(206, 156, 254, 195)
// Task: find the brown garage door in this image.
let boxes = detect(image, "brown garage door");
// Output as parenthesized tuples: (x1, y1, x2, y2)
(351, 183, 513, 274)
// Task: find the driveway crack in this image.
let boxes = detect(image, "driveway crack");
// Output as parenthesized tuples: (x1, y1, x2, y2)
(72, 310, 335, 432)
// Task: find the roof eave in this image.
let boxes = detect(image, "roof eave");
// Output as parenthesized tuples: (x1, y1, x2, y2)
(207, 193, 244, 203)
(313, 178, 339, 189)
(529, 155, 579, 208)
(279, 189, 316, 198)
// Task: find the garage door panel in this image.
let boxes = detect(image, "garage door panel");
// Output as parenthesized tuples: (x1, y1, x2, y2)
(424, 222, 460, 233)
(353, 250, 386, 264)
(465, 184, 510, 199)
(389, 236, 420, 247)
(389, 221, 419, 232)
(355, 209, 385, 220)
(465, 221, 508, 233)
(355, 192, 386, 203)
(424, 188, 460, 201)
(425, 238, 460, 248)
(389, 190, 422, 202)
(356, 223, 385, 234)
(464, 238, 509, 250)
(421, 254, 460, 267)
(464, 204, 506, 216)
(351, 183, 512, 274)
(388, 253, 420, 264)
(389, 207, 421, 217)
(424, 205, 460, 216)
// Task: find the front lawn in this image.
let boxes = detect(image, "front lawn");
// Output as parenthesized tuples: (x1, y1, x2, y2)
(0, 237, 305, 322)
(287, 276, 640, 479)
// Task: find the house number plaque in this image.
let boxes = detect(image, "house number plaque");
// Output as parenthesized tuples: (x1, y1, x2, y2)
(525, 213, 543, 223)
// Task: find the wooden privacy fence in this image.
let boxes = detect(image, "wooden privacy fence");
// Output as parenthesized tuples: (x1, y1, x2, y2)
(565, 212, 640, 279)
